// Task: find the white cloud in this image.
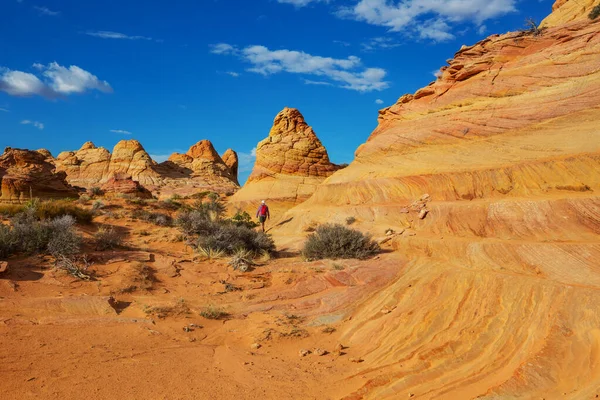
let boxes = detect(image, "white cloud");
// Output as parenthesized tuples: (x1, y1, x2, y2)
(225, 71, 240, 77)
(277, 0, 328, 7)
(478, 25, 488, 34)
(375, 99, 384, 104)
(110, 129, 132, 135)
(85, 31, 154, 41)
(304, 79, 334, 86)
(337, 0, 516, 42)
(34, 6, 59, 16)
(362, 36, 401, 51)
(0, 107, 10, 112)
(433, 68, 443, 78)
(333, 40, 351, 47)
(213, 44, 389, 92)
(238, 147, 257, 172)
(210, 43, 238, 55)
(0, 62, 112, 98)
(21, 119, 44, 130)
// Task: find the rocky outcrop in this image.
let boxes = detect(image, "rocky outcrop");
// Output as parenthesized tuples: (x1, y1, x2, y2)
(54, 139, 239, 198)
(274, 2, 600, 398)
(106, 140, 161, 186)
(100, 177, 152, 199)
(229, 108, 339, 214)
(221, 149, 239, 184)
(156, 140, 239, 197)
(0, 147, 77, 203)
(55, 142, 111, 189)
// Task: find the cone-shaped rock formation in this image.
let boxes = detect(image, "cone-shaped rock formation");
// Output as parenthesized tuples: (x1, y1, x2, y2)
(230, 107, 339, 214)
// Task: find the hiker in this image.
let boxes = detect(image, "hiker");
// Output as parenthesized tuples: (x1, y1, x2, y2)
(256, 200, 270, 232)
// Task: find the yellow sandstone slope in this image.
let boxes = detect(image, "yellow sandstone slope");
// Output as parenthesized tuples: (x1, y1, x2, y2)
(275, 1, 600, 398)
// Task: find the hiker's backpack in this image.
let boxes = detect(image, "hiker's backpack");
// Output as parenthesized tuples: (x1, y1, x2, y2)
(259, 204, 268, 216)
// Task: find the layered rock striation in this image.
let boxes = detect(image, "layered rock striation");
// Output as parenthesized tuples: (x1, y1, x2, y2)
(230, 107, 340, 214)
(54, 139, 239, 198)
(0, 147, 77, 203)
(275, 2, 600, 398)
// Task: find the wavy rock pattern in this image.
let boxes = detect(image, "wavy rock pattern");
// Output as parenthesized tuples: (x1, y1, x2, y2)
(275, 2, 600, 398)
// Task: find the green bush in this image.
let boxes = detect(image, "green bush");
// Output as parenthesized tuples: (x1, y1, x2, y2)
(590, 5, 600, 19)
(230, 210, 259, 229)
(90, 187, 104, 197)
(302, 224, 380, 261)
(0, 214, 82, 258)
(131, 209, 172, 226)
(176, 210, 275, 256)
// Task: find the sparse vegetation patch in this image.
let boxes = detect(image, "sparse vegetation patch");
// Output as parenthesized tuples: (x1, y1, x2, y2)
(302, 224, 380, 261)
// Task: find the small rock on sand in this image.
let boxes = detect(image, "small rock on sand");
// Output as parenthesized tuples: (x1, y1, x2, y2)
(250, 343, 261, 350)
(313, 348, 327, 356)
(0, 261, 8, 274)
(349, 357, 363, 363)
(299, 349, 311, 357)
(418, 209, 429, 219)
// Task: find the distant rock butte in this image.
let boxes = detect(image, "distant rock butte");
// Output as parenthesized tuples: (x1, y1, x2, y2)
(274, 2, 600, 398)
(230, 107, 340, 214)
(0, 147, 77, 203)
(54, 139, 239, 198)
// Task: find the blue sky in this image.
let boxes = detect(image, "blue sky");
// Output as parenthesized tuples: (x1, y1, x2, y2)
(1, 0, 552, 184)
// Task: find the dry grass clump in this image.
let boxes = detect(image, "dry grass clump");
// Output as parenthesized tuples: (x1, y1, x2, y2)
(200, 304, 228, 320)
(55, 255, 93, 280)
(144, 298, 190, 319)
(117, 262, 156, 293)
(131, 209, 173, 226)
(94, 226, 123, 251)
(0, 199, 92, 223)
(302, 224, 380, 261)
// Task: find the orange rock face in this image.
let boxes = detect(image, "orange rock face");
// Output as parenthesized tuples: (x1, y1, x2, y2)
(0, 147, 77, 203)
(230, 108, 339, 215)
(55, 142, 111, 189)
(248, 107, 339, 181)
(221, 149, 239, 184)
(55, 140, 239, 198)
(100, 177, 152, 199)
(274, 3, 600, 398)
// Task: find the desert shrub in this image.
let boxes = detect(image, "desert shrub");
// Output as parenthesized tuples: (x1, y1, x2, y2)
(78, 195, 91, 204)
(35, 200, 93, 223)
(177, 210, 275, 256)
(230, 210, 259, 229)
(92, 200, 104, 211)
(157, 198, 183, 211)
(345, 216, 356, 225)
(3, 214, 81, 258)
(302, 224, 380, 261)
(131, 209, 172, 226)
(94, 226, 123, 251)
(196, 223, 275, 256)
(46, 215, 82, 257)
(200, 305, 228, 320)
(590, 5, 600, 19)
(89, 187, 104, 197)
(55, 255, 93, 280)
(0, 224, 18, 258)
(0, 203, 26, 217)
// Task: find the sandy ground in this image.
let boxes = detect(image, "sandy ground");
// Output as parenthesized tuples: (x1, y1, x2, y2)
(0, 201, 403, 400)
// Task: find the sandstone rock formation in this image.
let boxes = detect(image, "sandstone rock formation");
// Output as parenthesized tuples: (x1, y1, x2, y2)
(229, 107, 339, 215)
(54, 139, 239, 198)
(100, 177, 152, 199)
(221, 149, 239, 184)
(106, 140, 161, 186)
(0, 147, 77, 203)
(274, 1, 600, 398)
(156, 140, 239, 197)
(55, 142, 111, 189)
